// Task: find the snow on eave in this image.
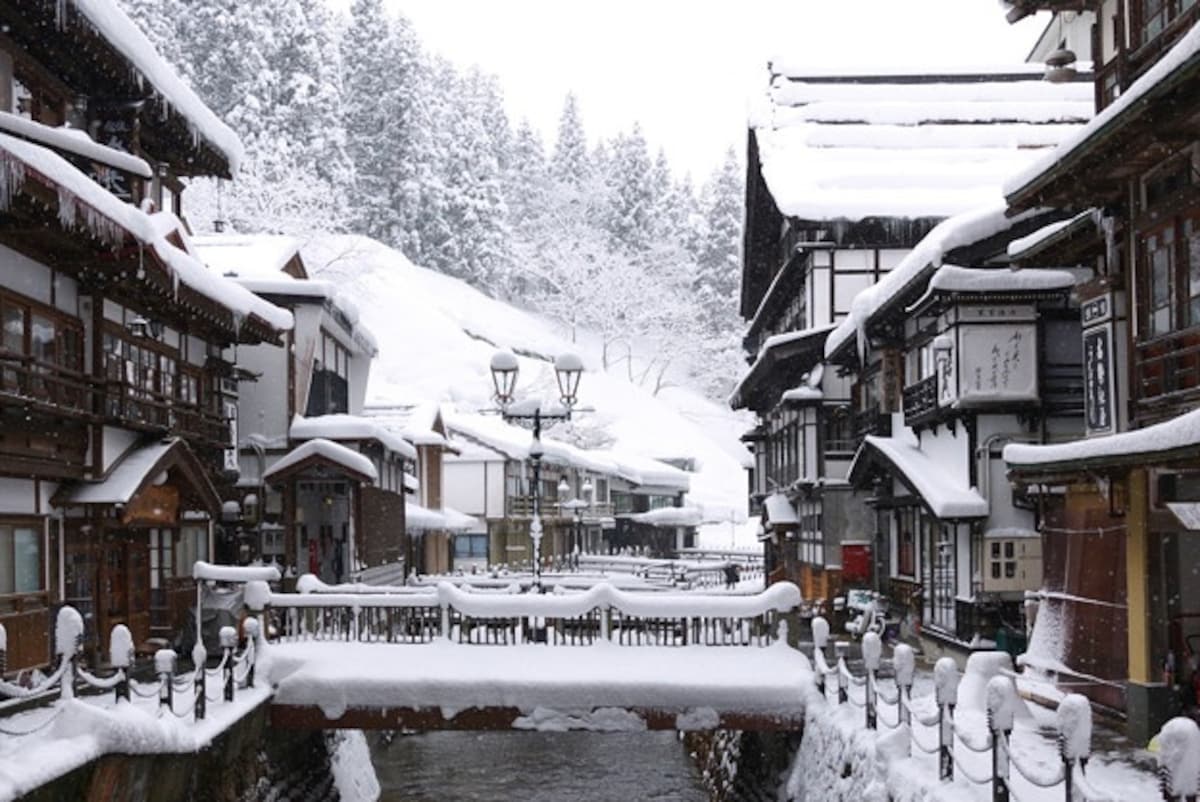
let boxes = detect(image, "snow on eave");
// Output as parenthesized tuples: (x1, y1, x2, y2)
(264, 438, 378, 483)
(58, 439, 176, 505)
(780, 385, 824, 403)
(909, 264, 1078, 309)
(824, 201, 1043, 361)
(192, 234, 303, 279)
(767, 61, 1050, 80)
(729, 323, 835, 407)
(1004, 406, 1200, 471)
(1006, 209, 1095, 260)
(763, 492, 798, 525)
(1004, 21, 1200, 202)
(852, 435, 989, 518)
(0, 111, 153, 178)
(66, 0, 245, 174)
(0, 133, 292, 335)
(290, 414, 418, 461)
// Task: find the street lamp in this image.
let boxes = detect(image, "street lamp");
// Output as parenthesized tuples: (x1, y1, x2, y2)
(490, 349, 584, 591)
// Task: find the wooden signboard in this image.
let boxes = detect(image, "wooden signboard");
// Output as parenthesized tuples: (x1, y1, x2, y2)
(123, 484, 179, 526)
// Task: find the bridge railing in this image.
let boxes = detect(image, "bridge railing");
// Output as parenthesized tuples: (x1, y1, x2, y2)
(258, 579, 801, 647)
(807, 616, 1127, 802)
(1, 605, 263, 736)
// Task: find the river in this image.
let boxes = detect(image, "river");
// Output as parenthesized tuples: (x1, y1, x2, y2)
(371, 730, 711, 801)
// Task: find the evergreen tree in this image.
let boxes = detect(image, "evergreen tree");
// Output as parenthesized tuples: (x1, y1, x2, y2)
(695, 147, 744, 330)
(551, 93, 590, 187)
(605, 124, 656, 253)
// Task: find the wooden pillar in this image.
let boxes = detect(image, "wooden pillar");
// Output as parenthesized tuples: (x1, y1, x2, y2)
(1126, 468, 1151, 684)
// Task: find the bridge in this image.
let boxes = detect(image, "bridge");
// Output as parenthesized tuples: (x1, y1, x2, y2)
(0, 565, 810, 796)
(260, 579, 807, 732)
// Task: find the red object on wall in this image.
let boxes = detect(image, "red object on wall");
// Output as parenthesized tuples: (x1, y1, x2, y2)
(842, 543, 872, 583)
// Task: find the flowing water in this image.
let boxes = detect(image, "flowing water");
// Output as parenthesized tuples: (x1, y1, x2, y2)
(371, 730, 711, 801)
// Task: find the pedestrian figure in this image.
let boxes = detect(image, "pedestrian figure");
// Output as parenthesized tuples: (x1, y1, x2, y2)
(724, 562, 739, 589)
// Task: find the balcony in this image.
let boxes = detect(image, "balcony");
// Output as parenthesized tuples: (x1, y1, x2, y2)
(902, 375, 938, 426)
(1135, 328, 1200, 421)
(505, 496, 615, 519)
(0, 355, 96, 418)
(853, 406, 892, 441)
(103, 355, 230, 447)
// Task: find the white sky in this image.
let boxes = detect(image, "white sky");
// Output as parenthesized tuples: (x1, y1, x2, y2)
(353, 1, 1049, 180)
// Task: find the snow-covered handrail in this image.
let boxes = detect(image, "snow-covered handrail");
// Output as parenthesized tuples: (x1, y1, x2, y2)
(1, 605, 261, 732)
(193, 560, 281, 583)
(264, 581, 801, 647)
(821, 639, 1108, 798)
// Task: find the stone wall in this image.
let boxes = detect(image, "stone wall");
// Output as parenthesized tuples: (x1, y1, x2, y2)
(21, 703, 339, 802)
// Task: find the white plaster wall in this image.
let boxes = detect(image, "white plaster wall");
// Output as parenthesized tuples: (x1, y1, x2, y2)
(236, 341, 290, 447)
(0, 477, 37, 514)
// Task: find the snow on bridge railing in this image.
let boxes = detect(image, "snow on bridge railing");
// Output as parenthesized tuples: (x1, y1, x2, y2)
(256, 577, 801, 647)
(808, 615, 1127, 802)
(0, 606, 263, 738)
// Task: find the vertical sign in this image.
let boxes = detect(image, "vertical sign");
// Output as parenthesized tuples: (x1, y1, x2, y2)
(1081, 295, 1116, 436)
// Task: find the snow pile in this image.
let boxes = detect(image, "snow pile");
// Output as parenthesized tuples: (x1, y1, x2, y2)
(327, 730, 380, 802)
(1157, 718, 1200, 798)
(301, 235, 753, 528)
(1055, 694, 1092, 762)
(193, 561, 282, 583)
(756, 68, 1091, 222)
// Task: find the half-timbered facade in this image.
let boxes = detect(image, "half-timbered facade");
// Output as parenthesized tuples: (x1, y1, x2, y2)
(999, 1, 1200, 742)
(0, 2, 292, 670)
(734, 64, 1092, 605)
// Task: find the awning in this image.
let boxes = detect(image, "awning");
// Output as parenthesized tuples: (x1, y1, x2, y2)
(762, 492, 799, 530)
(729, 324, 835, 412)
(406, 503, 480, 532)
(1004, 407, 1200, 479)
(849, 435, 988, 519)
(263, 439, 377, 485)
(622, 506, 703, 528)
(54, 437, 220, 516)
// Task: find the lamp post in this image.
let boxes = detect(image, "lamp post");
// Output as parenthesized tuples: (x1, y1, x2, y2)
(490, 350, 584, 592)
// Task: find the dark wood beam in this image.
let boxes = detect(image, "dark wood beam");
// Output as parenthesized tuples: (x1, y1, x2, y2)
(270, 704, 806, 733)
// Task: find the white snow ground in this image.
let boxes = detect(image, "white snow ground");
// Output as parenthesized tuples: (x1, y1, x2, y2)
(300, 235, 755, 539)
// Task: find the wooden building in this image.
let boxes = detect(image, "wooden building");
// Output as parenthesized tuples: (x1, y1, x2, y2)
(0, 2, 292, 669)
(733, 63, 1092, 605)
(193, 234, 413, 586)
(1000, 0, 1200, 742)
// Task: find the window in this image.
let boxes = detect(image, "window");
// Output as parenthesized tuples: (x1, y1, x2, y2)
(896, 507, 916, 577)
(454, 534, 488, 559)
(990, 540, 1019, 581)
(1187, 218, 1200, 325)
(306, 331, 351, 416)
(1137, 0, 1197, 46)
(174, 526, 209, 577)
(1147, 225, 1176, 336)
(0, 523, 42, 599)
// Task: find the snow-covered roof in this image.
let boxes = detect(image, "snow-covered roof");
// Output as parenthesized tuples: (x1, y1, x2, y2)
(1004, 407, 1200, 472)
(60, 439, 176, 505)
(406, 503, 481, 532)
(781, 385, 824, 403)
(754, 66, 1092, 222)
(192, 234, 303, 279)
(1006, 210, 1095, 261)
(921, 264, 1078, 298)
(264, 439, 378, 484)
(1005, 22, 1200, 203)
(446, 413, 689, 492)
(824, 202, 1044, 360)
(729, 323, 835, 409)
(763, 492, 799, 526)
(0, 133, 292, 335)
(363, 403, 450, 448)
(622, 506, 703, 527)
(851, 435, 988, 518)
(65, 0, 245, 173)
(290, 414, 418, 461)
(0, 112, 153, 178)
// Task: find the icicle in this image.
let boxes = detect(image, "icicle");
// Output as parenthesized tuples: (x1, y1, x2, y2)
(56, 187, 78, 230)
(0, 154, 27, 211)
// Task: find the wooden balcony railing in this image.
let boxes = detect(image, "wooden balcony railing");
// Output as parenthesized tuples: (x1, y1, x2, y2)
(102, 353, 230, 446)
(1135, 329, 1200, 417)
(505, 496, 615, 519)
(902, 375, 938, 426)
(853, 406, 892, 441)
(0, 355, 96, 417)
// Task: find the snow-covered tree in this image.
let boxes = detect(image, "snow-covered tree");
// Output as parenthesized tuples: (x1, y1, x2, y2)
(551, 93, 590, 188)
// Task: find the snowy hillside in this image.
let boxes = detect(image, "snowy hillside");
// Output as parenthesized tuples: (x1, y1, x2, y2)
(301, 235, 754, 532)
